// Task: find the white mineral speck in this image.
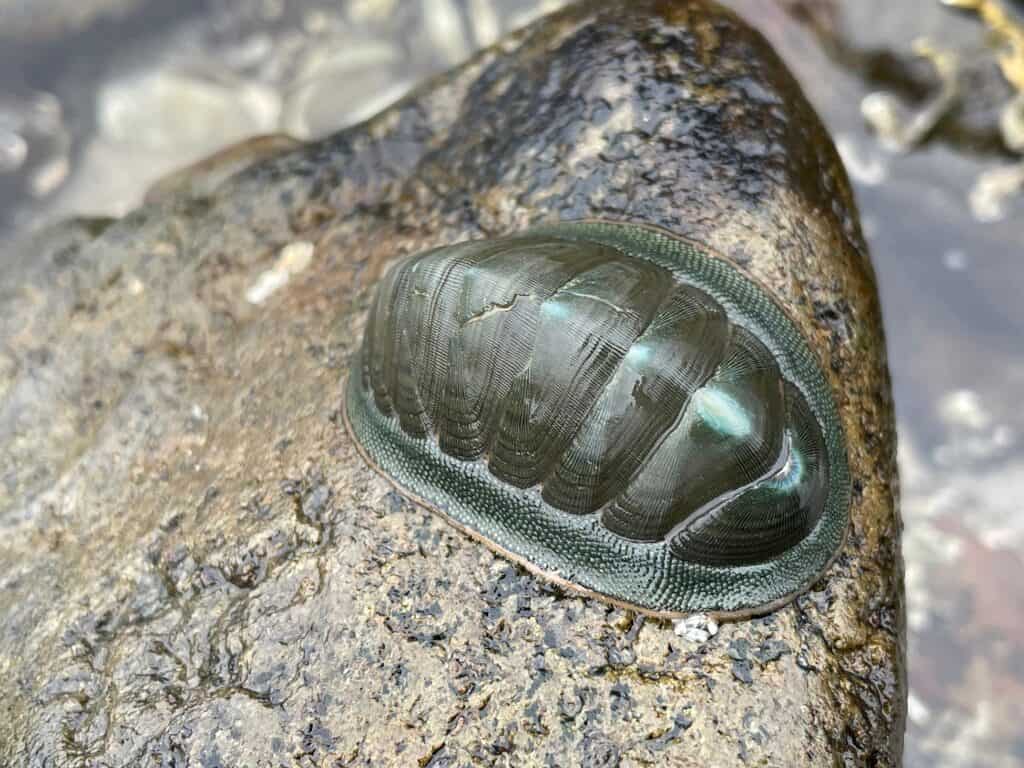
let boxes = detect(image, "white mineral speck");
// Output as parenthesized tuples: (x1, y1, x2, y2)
(245, 241, 315, 304)
(673, 613, 719, 643)
(245, 270, 289, 305)
(278, 240, 314, 273)
(126, 275, 145, 296)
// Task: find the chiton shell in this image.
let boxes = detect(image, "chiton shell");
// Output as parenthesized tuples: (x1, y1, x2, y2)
(343, 221, 850, 617)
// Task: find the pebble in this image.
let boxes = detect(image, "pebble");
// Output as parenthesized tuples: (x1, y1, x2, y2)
(282, 41, 404, 137)
(968, 162, 1024, 223)
(98, 72, 280, 148)
(0, 129, 28, 173)
(423, 0, 471, 65)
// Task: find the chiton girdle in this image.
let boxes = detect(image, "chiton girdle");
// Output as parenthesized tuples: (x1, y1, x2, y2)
(343, 220, 850, 617)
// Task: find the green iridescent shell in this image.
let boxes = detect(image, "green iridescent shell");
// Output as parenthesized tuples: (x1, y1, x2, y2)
(343, 221, 850, 617)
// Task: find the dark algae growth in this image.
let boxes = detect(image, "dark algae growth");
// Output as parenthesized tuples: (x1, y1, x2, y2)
(345, 221, 850, 616)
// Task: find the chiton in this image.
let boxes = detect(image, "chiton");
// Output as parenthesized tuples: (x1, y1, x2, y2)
(343, 221, 850, 617)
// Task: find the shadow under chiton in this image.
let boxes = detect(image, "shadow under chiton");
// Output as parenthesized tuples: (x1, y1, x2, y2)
(343, 221, 850, 617)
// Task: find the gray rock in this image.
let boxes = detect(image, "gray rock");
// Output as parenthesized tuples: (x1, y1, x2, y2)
(0, 0, 904, 765)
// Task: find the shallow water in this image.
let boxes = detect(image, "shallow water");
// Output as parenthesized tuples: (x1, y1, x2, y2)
(780, 4, 1024, 764)
(1, 0, 1022, 764)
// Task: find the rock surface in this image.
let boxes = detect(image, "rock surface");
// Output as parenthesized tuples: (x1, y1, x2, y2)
(0, 1, 904, 765)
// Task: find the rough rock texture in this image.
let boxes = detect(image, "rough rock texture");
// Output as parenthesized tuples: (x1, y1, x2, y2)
(0, 1, 904, 765)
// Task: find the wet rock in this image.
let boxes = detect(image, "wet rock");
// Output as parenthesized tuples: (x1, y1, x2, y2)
(0, 0, 903, 765)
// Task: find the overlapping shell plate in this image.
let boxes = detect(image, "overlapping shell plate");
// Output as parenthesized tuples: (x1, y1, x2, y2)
(344, 221, 850, 616)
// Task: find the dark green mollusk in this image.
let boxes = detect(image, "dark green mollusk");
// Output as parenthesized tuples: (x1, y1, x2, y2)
(344, 221, 850, 616)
